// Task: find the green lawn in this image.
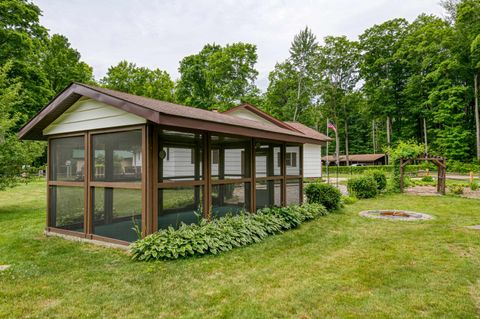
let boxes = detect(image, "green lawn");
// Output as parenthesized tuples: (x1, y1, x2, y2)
(1, 181, 480, 318)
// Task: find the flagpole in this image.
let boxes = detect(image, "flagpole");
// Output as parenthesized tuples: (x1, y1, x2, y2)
(326, 118, 330, 184)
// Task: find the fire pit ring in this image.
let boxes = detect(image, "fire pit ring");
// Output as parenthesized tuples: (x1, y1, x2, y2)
(359, 210, 433, 221)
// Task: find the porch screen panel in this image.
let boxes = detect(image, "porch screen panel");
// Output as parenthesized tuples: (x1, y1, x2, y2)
(285, 145, 301, 176)
(255, 142, 283, 210)
(50, 136, 85, 181)
(286, 179, 301, 205)
(255, 180, 281, 210)
(159, 130, 203, 182)
(90, 129, 143, 243)
(212, 183, 251, 217)
(49, 186, 84, 231)
(92, 187, 142, 242)
(210, 135, 251, 180)
(158, 186, 203, 229)
(92, 130, 142, 182)
(158, 130, 205, 230)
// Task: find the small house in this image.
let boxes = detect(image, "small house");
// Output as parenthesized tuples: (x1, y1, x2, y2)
(19, 83, 330, 245)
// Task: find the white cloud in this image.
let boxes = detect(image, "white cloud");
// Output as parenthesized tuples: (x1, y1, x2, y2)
(35, 0, 444, 90)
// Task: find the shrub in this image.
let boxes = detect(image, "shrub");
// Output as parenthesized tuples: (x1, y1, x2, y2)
(130, 203, 328, 261)
(304, 182, 342, 211)
(341, 195, 357, 205)
(421, 175, 434, 182)
(470, 182, 479, 191)
(367, 170, 387, 191)
(347, 176, 378, 199)
(449, 184, 464, 195)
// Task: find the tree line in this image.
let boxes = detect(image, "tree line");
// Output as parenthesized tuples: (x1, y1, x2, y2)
(1, 0, 479, 188)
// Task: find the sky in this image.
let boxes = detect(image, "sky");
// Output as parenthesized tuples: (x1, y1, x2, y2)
(34, 0, 445, 90)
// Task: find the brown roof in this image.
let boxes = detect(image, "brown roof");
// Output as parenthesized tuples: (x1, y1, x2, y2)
(284, 122, 331, 141)
(18, 83, 330, 145)
(322, 154, 386, 162)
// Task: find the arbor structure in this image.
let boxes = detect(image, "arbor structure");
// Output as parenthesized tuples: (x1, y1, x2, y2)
(399, 156, 447, 194)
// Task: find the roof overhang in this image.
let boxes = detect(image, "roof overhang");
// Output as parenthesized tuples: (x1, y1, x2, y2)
(18, 83, 326, 145)
(18, 83, 159, 140)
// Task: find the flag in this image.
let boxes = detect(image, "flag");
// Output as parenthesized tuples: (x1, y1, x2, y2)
(327, 122, 337, 133)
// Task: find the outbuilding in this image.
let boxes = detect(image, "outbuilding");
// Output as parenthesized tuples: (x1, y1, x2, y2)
(19, 83, 330, 245)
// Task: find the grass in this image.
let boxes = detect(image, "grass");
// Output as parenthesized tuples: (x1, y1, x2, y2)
(2, 181, 480, 318)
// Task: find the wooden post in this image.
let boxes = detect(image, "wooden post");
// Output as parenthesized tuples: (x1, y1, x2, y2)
(400, 158, 404, 193)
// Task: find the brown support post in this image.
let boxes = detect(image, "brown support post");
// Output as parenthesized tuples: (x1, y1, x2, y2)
(281, 143, 286, 206)
(151, 125, 159, 233)
(251, 138, 256, 213)
(84, 133, 91, 237)
(144, 124, 155, 236)
(46, 138, 52, 229)
(299, 144, 304, 204)
(86, 132, 93, 238)
(203, 132, 211, 218)
(400, 158, 404, 193)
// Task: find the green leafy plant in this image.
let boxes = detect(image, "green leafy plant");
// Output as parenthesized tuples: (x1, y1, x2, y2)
(367, 170, 387, 191)
(130, 203, 328, 261)
(341, 195, 357, 205)
(347, 176, 378, 199)
(470, 182, 479, 191)
(421, 175, 434, 182)
(449, 184, 464, 195)
(304, 182, 342, 211)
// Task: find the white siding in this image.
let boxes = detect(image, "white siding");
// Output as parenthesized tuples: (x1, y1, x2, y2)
(43, 98, 146, 135)
(303, 144, 322, 178)
(228, 109, 276, 126)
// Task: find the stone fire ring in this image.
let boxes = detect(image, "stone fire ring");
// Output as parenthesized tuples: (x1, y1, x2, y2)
(359, 210, 433, 221)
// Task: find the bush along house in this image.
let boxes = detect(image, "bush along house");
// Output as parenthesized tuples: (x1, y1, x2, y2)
(18, 83, 331, 246)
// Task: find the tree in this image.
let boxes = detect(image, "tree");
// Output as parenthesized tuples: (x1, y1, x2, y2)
(265, 27, 319, 124)
(359, 19, 409, 148)
(101, 61, 175, 102)
(176, 43, 259, 110)
(41, 34, 94, 94)
(0, 62, 45, 189)
(455, 0, 480, 160)
(289, 27, 319, 121)
(317, 36, 360, 165)
(0, 0, 52, 123)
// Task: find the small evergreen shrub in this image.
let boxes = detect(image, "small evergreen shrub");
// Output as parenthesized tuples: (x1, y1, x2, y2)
(130, 203, 328, 261)
(347, 176, 378, 199)
(367, 170, 387, 191)
(304, 182, 342, 211)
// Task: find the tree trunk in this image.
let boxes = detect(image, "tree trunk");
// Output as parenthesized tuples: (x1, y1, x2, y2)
(372, 120, 376, 154)
(386, 116, 391, 145)
(423, 117, 428, 156)
(293, 74, 302, 121)
(475, 73, 480, 161)
(345, 121, 349, 166)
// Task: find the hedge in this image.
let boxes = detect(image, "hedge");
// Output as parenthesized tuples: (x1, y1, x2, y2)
(304, 182, 341, 211)
(347, 176, 378, 199)
(131, 203, 328, 261)
(322, 162, 480, 175)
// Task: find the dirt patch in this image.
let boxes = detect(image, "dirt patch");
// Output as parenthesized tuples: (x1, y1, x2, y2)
(462, 189, 480, 199)
(404, 186, 440, 196)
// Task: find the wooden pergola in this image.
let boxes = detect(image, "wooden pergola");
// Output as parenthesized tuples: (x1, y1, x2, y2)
(400, 155, 447, 195)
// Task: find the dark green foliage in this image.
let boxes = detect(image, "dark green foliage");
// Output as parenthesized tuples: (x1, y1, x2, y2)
(304, 182, 342, 211)
(367, 170, 387, 191)
(347, 176, 378, 199)
(130, 203, 328, 261)
(101, 60, 174, 102)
